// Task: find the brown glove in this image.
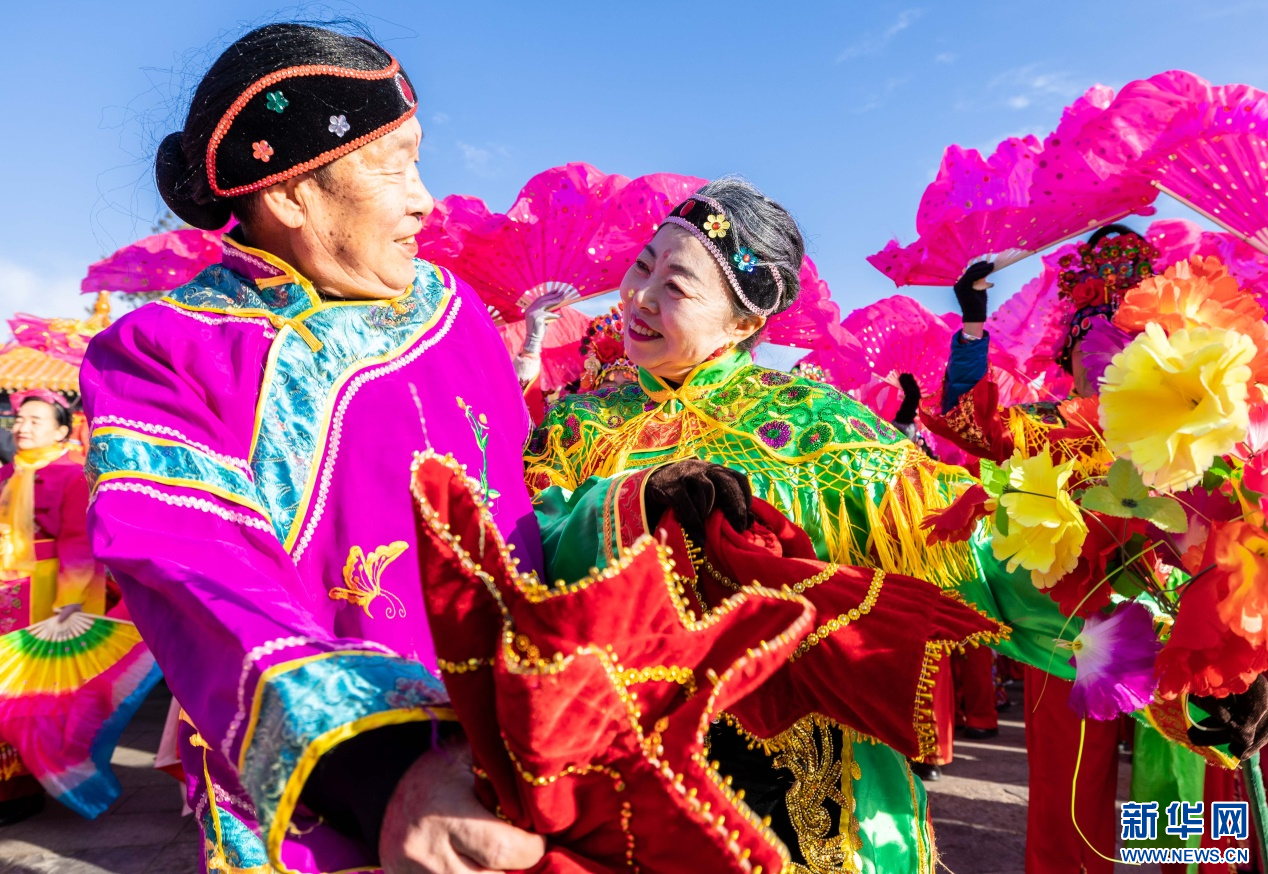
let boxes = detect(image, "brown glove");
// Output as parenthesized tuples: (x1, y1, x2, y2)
(644, 459, 753, 540)
(1189, 674, 1268, 761)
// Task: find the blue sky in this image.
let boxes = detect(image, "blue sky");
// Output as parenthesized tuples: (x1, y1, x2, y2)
(2, 0, 1267, 334)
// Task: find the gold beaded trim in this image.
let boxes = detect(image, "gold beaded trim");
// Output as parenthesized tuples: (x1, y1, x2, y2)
(437, 656, 495, 674)
(410, 449, 819, 873)
(619, 664, 698, 698)
(790, 569, 885, 661)
(682, 533, 840, 596)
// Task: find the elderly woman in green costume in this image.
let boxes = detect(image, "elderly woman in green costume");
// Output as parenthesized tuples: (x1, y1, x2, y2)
(523, 178, 1073, 874)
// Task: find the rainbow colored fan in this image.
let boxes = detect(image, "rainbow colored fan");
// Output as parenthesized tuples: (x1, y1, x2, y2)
(869, 83, 1160, 288)
(415, 163, 704, 324)
(1142, 75, 1268, 255)
(81, 227, 224, 296)
(0, 613, 161, 818)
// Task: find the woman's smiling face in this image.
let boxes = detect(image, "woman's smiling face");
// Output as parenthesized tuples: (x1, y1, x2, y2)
(619, 225, 764, 383)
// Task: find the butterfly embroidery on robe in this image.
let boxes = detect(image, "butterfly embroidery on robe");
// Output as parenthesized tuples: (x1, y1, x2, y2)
(330, 542, 409, 619)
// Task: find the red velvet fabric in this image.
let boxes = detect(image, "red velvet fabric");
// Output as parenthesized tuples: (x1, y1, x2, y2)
(1024, 667, 1119, 874)
(412, 454, 1005, 873)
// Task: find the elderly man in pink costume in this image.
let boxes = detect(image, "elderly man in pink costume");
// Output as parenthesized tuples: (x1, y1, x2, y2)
(81, 24, 550, 874)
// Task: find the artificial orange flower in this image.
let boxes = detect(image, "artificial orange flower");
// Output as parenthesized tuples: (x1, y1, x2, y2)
(1115, 255, 1268, 399)
(1213, 519, 1268, 648)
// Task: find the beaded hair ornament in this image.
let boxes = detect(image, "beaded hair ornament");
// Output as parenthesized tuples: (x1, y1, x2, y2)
(663, 195, 786, 317)
(1056, 231, 1157, 369)
(579, 307, 637, 392)
(206, 49, 418, 197)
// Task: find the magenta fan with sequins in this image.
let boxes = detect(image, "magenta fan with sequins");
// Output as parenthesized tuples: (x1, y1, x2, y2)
(869, 83, 1162, 288)
(81, 227, 225, 295)
(415, 163, 704, 324)
(762, 256, 852, 351)
(1140, 74, 1268, 255)
(797, 295, 958, 421)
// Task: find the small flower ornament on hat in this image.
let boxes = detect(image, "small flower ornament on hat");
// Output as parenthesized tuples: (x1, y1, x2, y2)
(328, 114, 350, 138)
(703, 213, 730, 239)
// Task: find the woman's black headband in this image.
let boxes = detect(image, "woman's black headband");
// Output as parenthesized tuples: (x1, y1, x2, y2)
(662, 195, 785, 317)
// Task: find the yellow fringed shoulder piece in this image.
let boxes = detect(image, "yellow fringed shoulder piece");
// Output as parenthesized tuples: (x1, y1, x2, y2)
(861, 452, 979, 591)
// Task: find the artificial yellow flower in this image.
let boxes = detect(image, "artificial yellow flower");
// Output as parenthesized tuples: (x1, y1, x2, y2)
(703, 214, 730, 239)
(991, 447, 1088, 589)
(1100, 323, 1254, 492)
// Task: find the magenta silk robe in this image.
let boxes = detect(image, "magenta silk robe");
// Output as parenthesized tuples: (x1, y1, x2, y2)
(81, 237, 543, 874)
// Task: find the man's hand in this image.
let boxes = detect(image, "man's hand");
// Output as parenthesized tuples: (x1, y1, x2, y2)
(379, 739, 546, 874)
(55, 603, 83, 623)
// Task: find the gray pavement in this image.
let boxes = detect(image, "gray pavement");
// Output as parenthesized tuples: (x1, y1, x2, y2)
(0, 683, 1163, 873)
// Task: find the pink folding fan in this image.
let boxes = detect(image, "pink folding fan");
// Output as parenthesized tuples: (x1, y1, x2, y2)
(81, 227, 224, 295)
(869, 83, 1164, 288)
(1142, 76, 1268, 255)
(415, 163, 703, 323)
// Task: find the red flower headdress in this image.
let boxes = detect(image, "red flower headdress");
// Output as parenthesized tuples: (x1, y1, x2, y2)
(578, 306, 637, 392)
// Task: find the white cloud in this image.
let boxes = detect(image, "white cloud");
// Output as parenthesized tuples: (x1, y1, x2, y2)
(852, 76, 912, 114)
(836, 8, 923, 63)
(0, 258, 87, 329)
(988, 65, 1084, 111)
(935, 52, 956, 64)
(457, 142, 510, 178)
(431, 112, 450, 125)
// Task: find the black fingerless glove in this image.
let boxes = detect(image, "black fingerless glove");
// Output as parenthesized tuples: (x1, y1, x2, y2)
(1188, 674, 1268, 761)
(953, 261, 995, 323)
(894, 372, 921, 427)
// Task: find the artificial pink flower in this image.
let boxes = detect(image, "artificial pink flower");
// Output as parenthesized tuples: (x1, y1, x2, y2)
(1068, 601, 1161, 720)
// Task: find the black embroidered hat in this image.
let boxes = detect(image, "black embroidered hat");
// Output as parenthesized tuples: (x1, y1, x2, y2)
(206, 47, 417, 197)
(662, 195, 785, 316)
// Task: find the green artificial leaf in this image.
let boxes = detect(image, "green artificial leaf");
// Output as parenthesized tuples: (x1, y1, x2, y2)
(994, 499, 1010, 537)
(1110, 566, 1146, 599)
(1079, 485, 1133, 518)
(980, 460, 1009, 499)
(1106, 457, 1150, 504)
(1203, 467, 1228, 491)
(1137, 496, 1187, 533)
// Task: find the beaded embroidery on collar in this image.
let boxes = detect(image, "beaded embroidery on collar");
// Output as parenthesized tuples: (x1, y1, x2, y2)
(662, 195, 785, 317)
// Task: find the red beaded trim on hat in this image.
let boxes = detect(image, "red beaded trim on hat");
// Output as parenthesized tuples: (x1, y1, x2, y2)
(206, 58, 416, 198)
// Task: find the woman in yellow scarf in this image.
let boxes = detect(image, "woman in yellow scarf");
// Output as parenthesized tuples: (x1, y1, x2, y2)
(0, 390, 105, 824)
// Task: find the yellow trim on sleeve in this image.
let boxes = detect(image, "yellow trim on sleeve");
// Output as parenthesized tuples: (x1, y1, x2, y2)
(92, 471, 272, 522)
(265, 706, 456, 873)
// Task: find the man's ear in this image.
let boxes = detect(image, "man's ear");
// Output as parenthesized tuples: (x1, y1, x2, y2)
(254, 176, 310, 230)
